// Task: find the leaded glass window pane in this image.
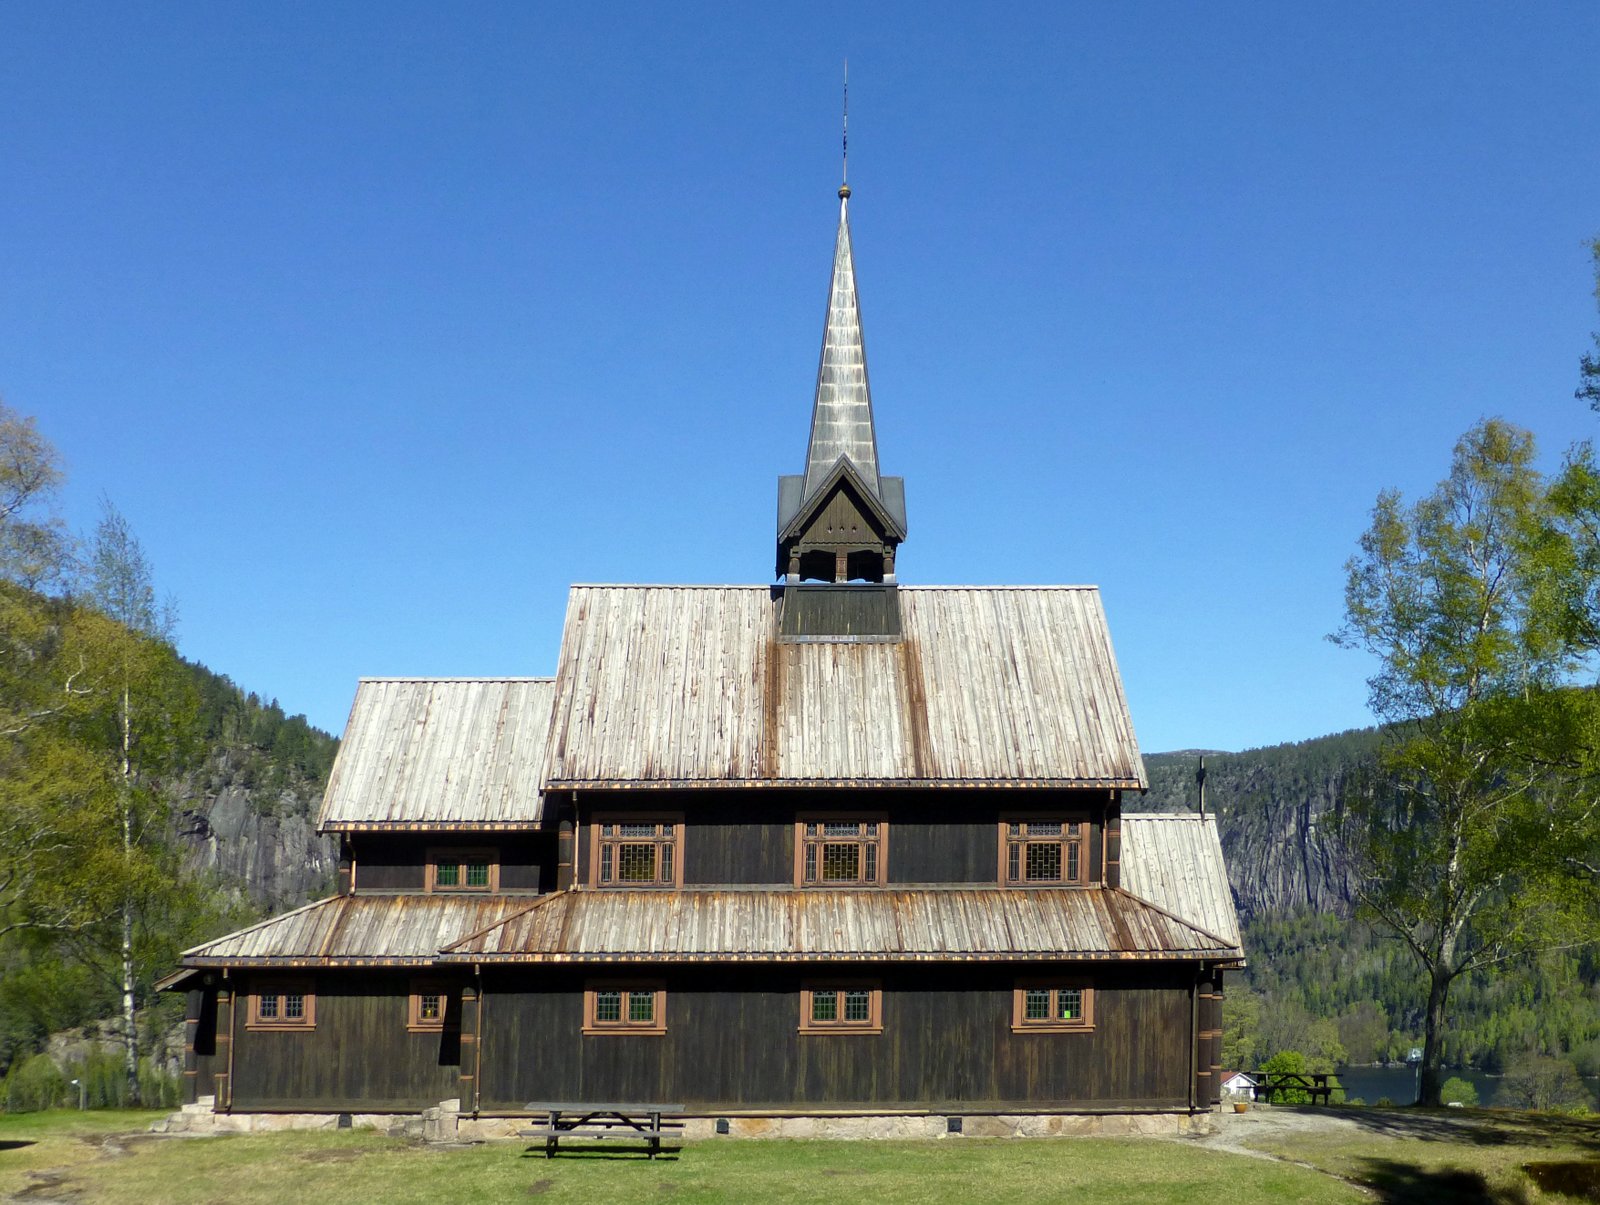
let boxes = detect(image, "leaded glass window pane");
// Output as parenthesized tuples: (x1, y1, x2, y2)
(628, 992, 655, 1023)
(595, 991, 622, 1022)
(420, 994, 441, 1021)
(284, 994, 304, 1020)
(618, 844, 657, 882)
(864, 844, 877, 883)
(600, 845, 613, 883)
(823, 822, 859, 837)
(1057, 988, 1083, 1021)
(821, 843, 860, 881)
(465, 861, 489, 887)
(659, 844, 673, 883)
(843, 991, 871, 1022)
(1024, 989, 1050, 1020)
(1025, 843, 1062, 881)
(1067, 844, 1080, 883)
(259, 995, 278, 1019)
(435, 862, 460, 887)
(1008, 843, 1021, 881)
(619, 823, 655, 837)
(1029, 822, 1062, 836)
(811, 992, 838, 1022)
(804, 845, 817, 883)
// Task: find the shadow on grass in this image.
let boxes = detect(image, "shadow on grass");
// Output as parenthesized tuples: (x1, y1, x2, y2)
(1357, 1157, 1531, 1205)
(520, 1144, 682, 1161)
(1303, 1107, 1600, 1156)
(0, 1140, 37, 1151)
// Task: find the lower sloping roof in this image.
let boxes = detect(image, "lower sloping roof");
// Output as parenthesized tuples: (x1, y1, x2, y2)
(179, 895, 535, 967)
(1120, 813, 1241, 950)
(440, 887, 1241, 963)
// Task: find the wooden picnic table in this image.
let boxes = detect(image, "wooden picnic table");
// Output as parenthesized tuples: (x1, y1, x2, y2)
(519, 1102, 685, 1158)
(1250, 1073, 1335, 1105)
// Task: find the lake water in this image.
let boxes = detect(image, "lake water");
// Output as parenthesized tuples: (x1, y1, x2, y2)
(1334, 1065, 1600, 1107)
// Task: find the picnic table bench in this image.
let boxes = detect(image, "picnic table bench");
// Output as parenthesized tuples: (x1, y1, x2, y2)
(519, 1102, 685, 1158)
(1250, 1073, 1335, 1105)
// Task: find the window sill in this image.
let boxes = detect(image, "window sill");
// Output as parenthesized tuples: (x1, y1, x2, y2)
(581, 1025, 667, 1037)
(798, 1026, 884, 1036)
(1010, 1024, 1096, 1034)
(245, 1024, 316, 1033)
(406, 1024, 449, 1033)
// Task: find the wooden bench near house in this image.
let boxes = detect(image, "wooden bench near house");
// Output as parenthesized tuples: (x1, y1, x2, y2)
(519, 1102, 685, 1158)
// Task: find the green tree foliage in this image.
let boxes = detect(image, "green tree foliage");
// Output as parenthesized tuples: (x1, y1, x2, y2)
(1579, 237, 1600, 413)
(1440, 1076, 1479, 1106)
(1499, 1054, 1593, 1112)
(1334, 418, 1600, 1106)
(0, 400, 70, 590)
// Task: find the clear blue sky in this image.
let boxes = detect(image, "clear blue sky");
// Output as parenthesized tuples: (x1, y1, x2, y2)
(4, 3, 1598, 754)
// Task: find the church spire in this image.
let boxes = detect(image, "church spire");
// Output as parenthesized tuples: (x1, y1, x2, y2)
(802, 186, 882, 499)
(776, 177, 907, 585)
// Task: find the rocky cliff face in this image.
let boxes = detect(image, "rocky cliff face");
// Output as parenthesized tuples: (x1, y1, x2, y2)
(1140, 729, 1381, 921)
(170, 748, 338, 911)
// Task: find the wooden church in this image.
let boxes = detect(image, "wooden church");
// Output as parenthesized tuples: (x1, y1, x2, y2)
(164, 179, 1243, 1137)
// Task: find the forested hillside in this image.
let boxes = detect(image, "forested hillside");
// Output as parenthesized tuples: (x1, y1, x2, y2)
(1140, 733, 1600, 1079)
(177, 662, 338, 908)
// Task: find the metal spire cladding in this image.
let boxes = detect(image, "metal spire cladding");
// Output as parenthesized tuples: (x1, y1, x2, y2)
(802, 184, 882, 500)
(776, 179, 905, 587)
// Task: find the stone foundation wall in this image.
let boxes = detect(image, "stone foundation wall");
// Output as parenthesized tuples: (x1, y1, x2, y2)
(159, 1097, 1217, 1142)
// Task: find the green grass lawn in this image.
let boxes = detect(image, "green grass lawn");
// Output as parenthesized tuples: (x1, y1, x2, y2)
(2, 1107, 1595, 1204)
(1241, 1106, 1600, 1204)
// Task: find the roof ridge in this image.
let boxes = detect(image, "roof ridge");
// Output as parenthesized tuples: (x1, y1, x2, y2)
(438, 890, 567, 954)
(1110, 886, 1238, 950)
(357, 676, 555, 683)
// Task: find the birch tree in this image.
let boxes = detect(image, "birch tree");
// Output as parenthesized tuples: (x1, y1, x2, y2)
(80, 502, 192, 1105)
(1334, 418, 1600, 1106)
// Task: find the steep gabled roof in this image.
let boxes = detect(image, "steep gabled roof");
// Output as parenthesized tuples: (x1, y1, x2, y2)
(317, 677, 554, 831)
(544, 585, 1146, 788)
(440, 887, 1237, 963)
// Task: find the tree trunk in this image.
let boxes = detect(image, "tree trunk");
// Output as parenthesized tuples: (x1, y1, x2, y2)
(121, 683, 141, 1107)
(1418, 967, 1452, 1107)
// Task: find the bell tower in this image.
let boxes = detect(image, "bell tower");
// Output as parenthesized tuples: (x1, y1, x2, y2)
(776, 181, 906, 584)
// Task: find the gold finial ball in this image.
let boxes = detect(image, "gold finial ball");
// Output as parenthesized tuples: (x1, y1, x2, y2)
(839, 183, 851, 199)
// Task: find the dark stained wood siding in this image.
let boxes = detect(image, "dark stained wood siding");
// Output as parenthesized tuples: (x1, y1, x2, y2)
(229, 973, 469, 1110)
(478, 963, 1192, 1111)
(570, 789, 1114, 888)
(351, 835, 552, 894)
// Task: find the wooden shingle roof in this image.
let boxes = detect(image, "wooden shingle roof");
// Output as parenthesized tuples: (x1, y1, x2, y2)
(546, 585, 1145, 789)
(179, 895, 532, 967)
(440, 887, 1236, 963)
(1120, 813, 1242, 950)
(317, 677, 554, 831)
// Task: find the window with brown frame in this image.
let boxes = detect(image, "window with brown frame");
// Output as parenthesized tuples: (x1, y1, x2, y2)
(408, 979, 454, 1031)
(799, 982, 883, 1034)
(582, 982, 667, 1035)
(426, 847, 498, 893)
(999, 820, 1086, 885)
(795, 817, 887, 886)
(589, 817, 682, 887)
(247, 979, 315, 1031)
(1011, 981, 1094, 1032)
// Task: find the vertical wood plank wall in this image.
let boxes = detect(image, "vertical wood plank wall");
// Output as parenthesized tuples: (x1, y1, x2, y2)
(573, 789, 1118, 888)
(479, 964, 1192, 1111)
(228, 973, 466, 1111)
